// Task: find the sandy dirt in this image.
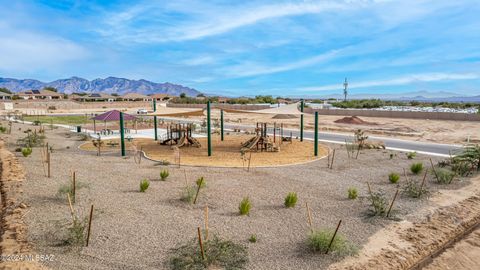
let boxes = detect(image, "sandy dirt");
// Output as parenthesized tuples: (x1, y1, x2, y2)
(78, 135, 328, 167)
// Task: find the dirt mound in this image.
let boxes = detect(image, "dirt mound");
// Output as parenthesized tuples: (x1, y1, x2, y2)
(0, 140, 49, 270)
(330, 195, 480, 270)
(272, 114, 298, 119)
(334, 116, 377, 125)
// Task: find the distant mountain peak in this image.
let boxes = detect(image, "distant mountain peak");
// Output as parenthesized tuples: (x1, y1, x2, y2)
(0, 76, 202, 96)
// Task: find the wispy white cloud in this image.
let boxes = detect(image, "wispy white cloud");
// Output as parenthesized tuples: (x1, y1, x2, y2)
(300, 72, 480, 91)
(224, 49, 341, 77)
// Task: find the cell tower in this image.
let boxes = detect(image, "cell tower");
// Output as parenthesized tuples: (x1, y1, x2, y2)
(343, 77, 348, 101)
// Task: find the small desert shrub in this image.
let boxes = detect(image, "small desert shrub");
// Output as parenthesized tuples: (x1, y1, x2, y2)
(180, 185, 196, 204)
(32, 120, 41, 126)
(407, 152, 417, 159)
(307, 229, 357, 255)
(284, 192, 298, 208)
(388, 173, 400, 184)
(21, 147, 32, 157)
(47, 106, 57, 110)
(389, 153, 394, 159)
(57, 181, 89, 198)
(451, 161, 471, 177)
(410, 163, 424, 174)
(168, 235, 248, 270)
(249, 234, 257, 243)
(347, 188, 358, 200)
(196, 177, 206, 188)
(0, 126, 6, 133)
(17, 132, 45, 147)
(403, 180, 428, 198)
(14, 147, 22, 152)
(140, 179, 150, 192)
(435, 168, 456, 184)
(67, 216, 87, 246)
(160, 169, 169, 181)
(368, 191, 388, 216)
(239, 197, 251, 216)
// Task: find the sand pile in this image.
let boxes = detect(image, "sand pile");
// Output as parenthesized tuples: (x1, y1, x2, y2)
(272, 114, 298, 119)
(334, 116, 377, 125)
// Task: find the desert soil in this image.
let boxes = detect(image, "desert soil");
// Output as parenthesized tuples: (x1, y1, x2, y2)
(0, 120, 478, 269)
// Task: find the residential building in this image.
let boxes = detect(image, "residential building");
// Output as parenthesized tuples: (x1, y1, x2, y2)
(17, 89, 63, 100)
(122, 93, 152, 101)
(150, 93, 175, 101)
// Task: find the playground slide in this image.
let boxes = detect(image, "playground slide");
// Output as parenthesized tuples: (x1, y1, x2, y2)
(241, 135, 261, 151)
(188, 137, 202, 148)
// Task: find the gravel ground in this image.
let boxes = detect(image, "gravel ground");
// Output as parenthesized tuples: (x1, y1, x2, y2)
(1, 120, 471, 270)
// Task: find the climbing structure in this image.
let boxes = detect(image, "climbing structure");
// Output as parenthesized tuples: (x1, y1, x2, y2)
(241, 122, 279, 152)
(160, 123, 201, 148)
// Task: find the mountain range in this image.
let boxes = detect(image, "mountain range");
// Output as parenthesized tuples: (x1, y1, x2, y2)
(0, 76, 202, 96)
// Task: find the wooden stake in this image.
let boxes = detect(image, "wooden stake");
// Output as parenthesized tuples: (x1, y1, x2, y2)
(47, 151, 51, 178)
(420, 169, 428, 193)
(367, 182, 372, 196)
(86, 204, 94, 247)
(429, 158, 439, 182)
(305, 202, 313, 233)
(197, 227, 206, 260)
(193, 178, 203, 204)
(325, 220, 342, 254)
(247, 151, 252, 172)
(327, 149, 331, 168)
(386, 189, 399, 218)
(329, 149, 336, 169)
(204, 206, 209, 241)
(66, 193, 75, 220)
(72, 171, 76, 204)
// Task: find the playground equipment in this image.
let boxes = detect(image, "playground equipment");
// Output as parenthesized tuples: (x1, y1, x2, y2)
(241, 123, 281, 152)
(160, 123, 201, 148)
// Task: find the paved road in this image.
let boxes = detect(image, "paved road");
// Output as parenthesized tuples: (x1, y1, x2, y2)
(222, 123, 462, 157)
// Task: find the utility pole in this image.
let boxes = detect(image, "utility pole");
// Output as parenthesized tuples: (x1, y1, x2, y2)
(343, 78, 348, 102)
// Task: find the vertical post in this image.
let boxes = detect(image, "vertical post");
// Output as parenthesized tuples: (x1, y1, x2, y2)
(120, 112, 126, 156)
(273, 122, 276, 143)
(72, 171, 76, 204)
(314, 111, 318, 156)
(207, 101, 212, 156)
(86, 204, 94, 247)
(220, 109, 224, 141)
(154, 116, 158, 141)
(300, 100, 304, 142)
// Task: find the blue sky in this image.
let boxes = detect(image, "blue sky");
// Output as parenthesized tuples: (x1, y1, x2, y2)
(0, 0, 479, 97)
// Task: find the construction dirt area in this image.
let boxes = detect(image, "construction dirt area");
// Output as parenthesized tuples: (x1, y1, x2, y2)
(0, 119, 479, 269)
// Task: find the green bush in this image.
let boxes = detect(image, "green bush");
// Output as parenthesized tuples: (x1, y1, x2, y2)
(160, 169, 169, 181)
(403, 179, 428, 198)
(368, 191, 388, 216)
(139, 179, 150, 192)
(180, 185, 196, 204)
(284, 192, 298, 208)
(66, 216, 88, 246)
(436, 168, 456, 184)
(239, 197, 251, 216)
(347, 188, 358, 199)
(21, 147, 32, 157)
(307, 229, 357, 255)
(410, 163, 424, 174)
(388, 173, 400, 184)
(407, 152, 417, 159)
(248, 234, 257, 243)
(0, 126, 6, 133)
(451, 161, 472, 176)
(168, 235, 248, 270)
(196, 177, 206, 188)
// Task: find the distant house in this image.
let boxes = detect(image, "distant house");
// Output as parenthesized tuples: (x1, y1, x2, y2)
(72, 93, 116, 102)
(0, 92, 12, 100)
(217, 97, 230, 104)
(18, 89, 63, 100)
(150, 93, 175, 102)
(122, 93, 152, 101)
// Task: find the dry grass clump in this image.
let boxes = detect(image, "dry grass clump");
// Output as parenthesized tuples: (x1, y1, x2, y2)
(410, 163, 423, 174)
(168, 235, 248, 270)
(140, 179, 150, 192)
(239, 197, 251, 216)
(284, 192, 298, 208)
(388, 173, 400, 184)
(347, 188, 358, 200)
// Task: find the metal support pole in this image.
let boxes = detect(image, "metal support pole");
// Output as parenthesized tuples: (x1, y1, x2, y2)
(154, 116, 158, 141)
(207, 101, 212, 156)
(220, 109, 224, 141)
(120, 112, 126, 156)
(300, 100, 304, 142)
(153, 99, 156, 112)
(314, 111, 318, 156)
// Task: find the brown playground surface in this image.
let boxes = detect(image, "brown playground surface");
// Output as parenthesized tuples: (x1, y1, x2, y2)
(79, 134, 328, 167)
